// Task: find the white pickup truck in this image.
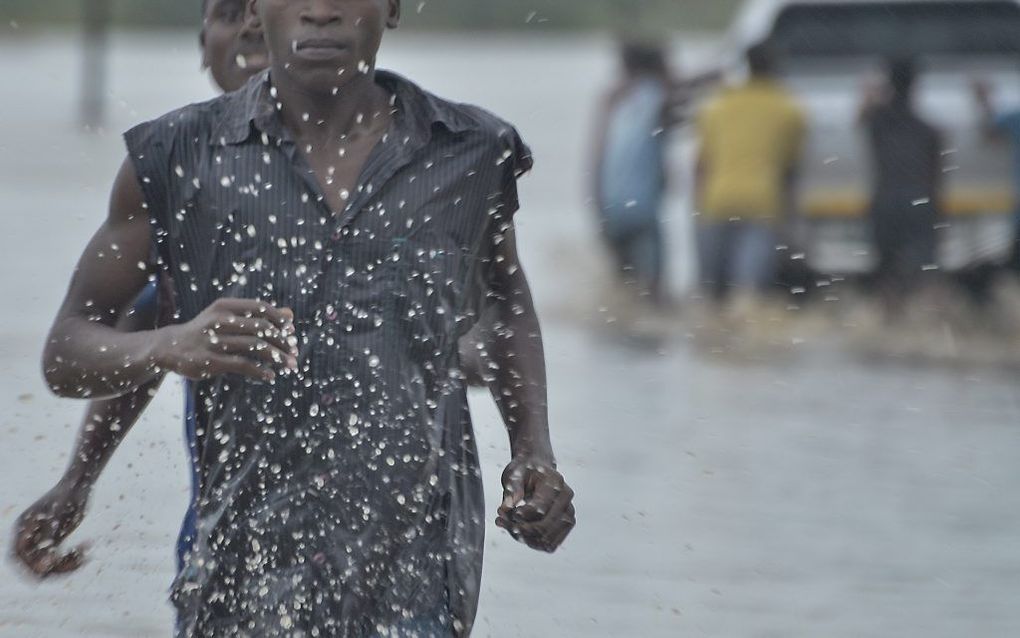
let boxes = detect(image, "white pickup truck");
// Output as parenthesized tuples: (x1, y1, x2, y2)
(722, 0, 1020, 274)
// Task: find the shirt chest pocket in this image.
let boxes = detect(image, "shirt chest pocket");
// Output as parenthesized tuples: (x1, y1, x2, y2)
(321, 235, 467, 353)
(390, 235, 470, 362)
(202, 201, 325, 314)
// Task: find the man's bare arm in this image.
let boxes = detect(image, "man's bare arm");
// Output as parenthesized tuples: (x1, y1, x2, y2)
(43, 157, 299, 400)
(14, 286, 169, 578)
(590, 95, 613, 214)
(486, 223, 575, 553)
(65, 279, 172, 484)
(42, 158, 172, 398)
(65, 378, 164, 486)
(487, 225, 551, 461)
(13, 376, 164, 577)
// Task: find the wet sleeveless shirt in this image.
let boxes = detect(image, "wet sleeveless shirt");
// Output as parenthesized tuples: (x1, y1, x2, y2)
(124, 69, 532, 637)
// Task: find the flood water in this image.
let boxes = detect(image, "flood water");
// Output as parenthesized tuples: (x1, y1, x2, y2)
(1, 31, 1019, 637)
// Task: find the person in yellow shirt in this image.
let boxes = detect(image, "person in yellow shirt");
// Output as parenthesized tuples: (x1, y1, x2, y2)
(695, 43, 805, 303)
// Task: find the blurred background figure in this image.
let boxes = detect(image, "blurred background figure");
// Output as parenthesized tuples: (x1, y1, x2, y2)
(973, 77, 1020, 275)
(694, 42, 805, 314)
(591, 40, 674, 307)
(80, 0, 111, 128)
(859, 58, 942, 316)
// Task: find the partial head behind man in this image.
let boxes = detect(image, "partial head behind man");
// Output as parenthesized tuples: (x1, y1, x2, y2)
(201, 0, 269, 92)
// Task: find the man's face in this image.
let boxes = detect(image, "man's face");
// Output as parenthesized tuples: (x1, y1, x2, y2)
(250, 0, 400, 94)
(202, 0, 270, 93)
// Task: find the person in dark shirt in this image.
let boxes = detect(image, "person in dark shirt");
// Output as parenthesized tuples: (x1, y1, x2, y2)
(14, 0, 492, 583)
(860, 58, 942, 311)
(13, 0, 269, 580)
(39, 1, 575, 636)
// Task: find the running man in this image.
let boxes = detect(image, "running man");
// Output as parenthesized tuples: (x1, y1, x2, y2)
(39, 0, 575, 635)
(13, 0, 270, 579)
(973, 75, 1020, 273)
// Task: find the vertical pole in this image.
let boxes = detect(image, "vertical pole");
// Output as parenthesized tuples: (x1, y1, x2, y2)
(80, 0, 110, 129)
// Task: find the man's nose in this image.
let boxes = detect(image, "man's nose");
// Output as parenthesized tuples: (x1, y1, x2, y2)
(300, 0, 343, 26)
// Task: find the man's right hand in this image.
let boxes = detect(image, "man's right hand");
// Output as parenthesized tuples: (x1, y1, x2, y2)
(154, 298, 299, 382)
(12, 480, 91, 578)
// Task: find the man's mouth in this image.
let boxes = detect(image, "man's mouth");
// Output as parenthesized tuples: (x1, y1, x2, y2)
(292, 38, 349, 60)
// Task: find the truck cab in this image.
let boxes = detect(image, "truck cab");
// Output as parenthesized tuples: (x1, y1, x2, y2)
(723, 0, 1020, 274)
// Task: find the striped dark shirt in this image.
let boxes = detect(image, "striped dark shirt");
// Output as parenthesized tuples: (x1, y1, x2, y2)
(125, 69, 532, 637)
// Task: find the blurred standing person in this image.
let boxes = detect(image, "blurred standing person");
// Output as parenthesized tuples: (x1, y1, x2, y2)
(973, 78, 1020, 273)
(860, 58, 942, 313)
(694, 43, 805, 311)
(592, 41, 674, 306)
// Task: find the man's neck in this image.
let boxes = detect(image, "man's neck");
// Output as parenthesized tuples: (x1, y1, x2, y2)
(271, 67, 392, 143)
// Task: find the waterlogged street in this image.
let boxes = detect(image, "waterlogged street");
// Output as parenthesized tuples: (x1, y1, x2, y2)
(1, 32, 1019, 637)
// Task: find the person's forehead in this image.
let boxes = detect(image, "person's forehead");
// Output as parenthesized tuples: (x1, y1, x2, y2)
(206, 0, 244, 16)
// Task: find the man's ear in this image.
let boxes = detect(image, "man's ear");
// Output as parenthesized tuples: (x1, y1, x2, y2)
(245, 0, 262, 30)
(199, 29, 210, 70)
(386, 0, 401, 29)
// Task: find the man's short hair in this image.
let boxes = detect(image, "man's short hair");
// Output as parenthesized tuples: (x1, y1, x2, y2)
(888, 57, 918, 97)
(746, 42, 776, 76)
